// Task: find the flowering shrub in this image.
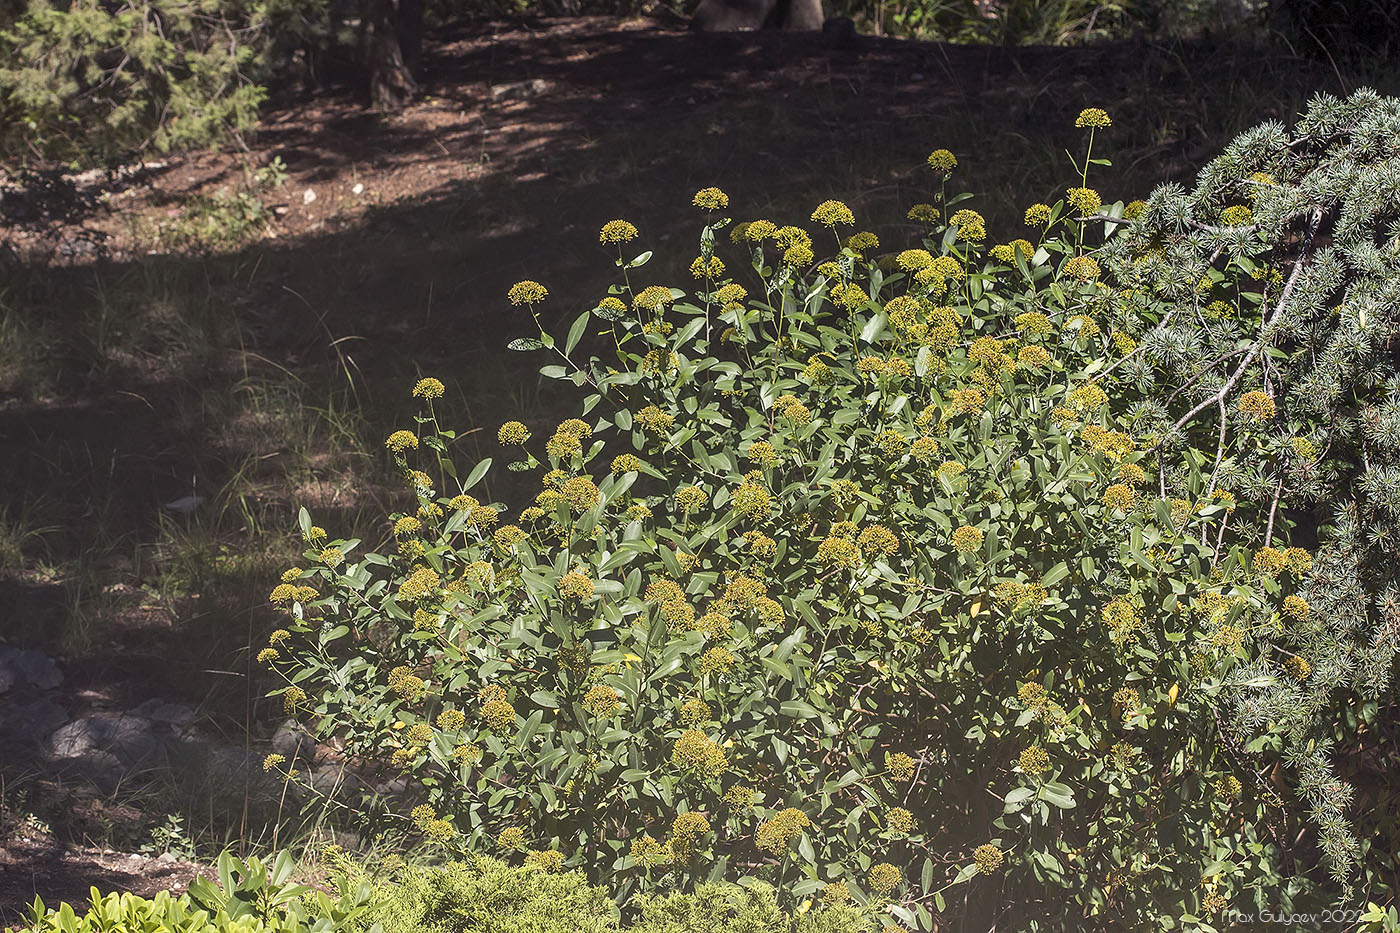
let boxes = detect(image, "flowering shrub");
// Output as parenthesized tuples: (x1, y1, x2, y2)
(266, 93, 1400, 929)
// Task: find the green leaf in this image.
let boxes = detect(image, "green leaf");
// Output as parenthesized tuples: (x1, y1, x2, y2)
(1039, 782, 1077, 809)
(565, 310, 591, 356)
(462, 458, 493, 491)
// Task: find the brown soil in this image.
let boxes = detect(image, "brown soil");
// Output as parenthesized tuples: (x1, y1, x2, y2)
(0, 833, 201, 930)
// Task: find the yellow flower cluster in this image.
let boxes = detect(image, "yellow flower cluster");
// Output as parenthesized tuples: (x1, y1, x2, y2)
(1238, 390, 1276, 422)
(507, 280, 549, 306)
(1063, 255, 1100, 282)
(1103, 483, 1136, 512)
(731, 480, 772, 519)
(611, 454, 642, 476)
(724, 785, 755, 809)
(907, 203, 940, 223)
(951, 525, 984, 554)
(1080, 425, 1135, 461)
(397, 567, 441, 605)
(1101, 597, 1141, 645)
(756, 807, 810, 854)
(689, 255, 725, 279)
(1282, 655, 1311, 681)
(1024, 203, 1051, 226)
(436, 708, 466, 730)
(810, 199, 855, 227)
(1066, 187, 1102, 215)
(1220, 205, 1252, 226)
(1019, 744, 1051, 775)
(412, 377, 445, 400)
(388, 665, 425, 701)
(990, 239, 1034, 263)
(681, 697, 711, 726)
(692, 187, 729, 210)
(492, 419, 530, 447)
(558, 571, 595, 600)
(599, 219, 639, 244)
(1075, 107, 1112, 128)
(869, 863, 901, 896)
(672, 729, 728, 778)
(949, 209, 986, 242)
(886, 751, 916, 781)
(974, 844, 1004, 874)
(1017, 345, 1051, 369)
(817, 535, 861, 569)
(993, 580, 1048, 614)
(847, 231, 879, 252)
(635, 405, 675, 435)
(584, 684, 621, 717)
(669, 806, 711, 857)
(949, 387, 986, 416)
(926, 149, 957, 173)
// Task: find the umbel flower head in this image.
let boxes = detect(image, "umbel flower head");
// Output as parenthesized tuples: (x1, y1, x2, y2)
(599, 219, 639, 244)
(692, 187, 729, 210)
(810, 199, 855, 227)
(951, 525, 984, 554)
(1075, 107, 1112, 128)
(412, 377, 444, 400)
(868, 863, 901, 897)
(1024, 203, 1051, 226)
(974, 844, 1004, 875)
(1066, 187, 1102, 215)
(1239, 390, 1276, 422)
(926, 148, 957, 173)
(498, 421, 530, 445)
(672, 729, 728, 778)
(507, 280, 549, 306)
(755, 807, 810, 854)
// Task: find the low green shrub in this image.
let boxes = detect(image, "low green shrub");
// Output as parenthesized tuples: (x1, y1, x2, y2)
(16, 856, 879, 933)
(355, 856, 618, 933)
(354, 855, 876, 933)
(20, 852, 375, 933)
(264, 90, 1400, 929)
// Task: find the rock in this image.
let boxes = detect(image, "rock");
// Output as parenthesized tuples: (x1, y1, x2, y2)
(306, 763, 362, 797)
(271, 719, 315, 761)
(0, 646, 62, 692)
(47, 713, 162, 768)
(489, 79, 550, 102)
(130, 698, 196, 725)
(0, 698, 69, 745)
(302, 188, 316, 205)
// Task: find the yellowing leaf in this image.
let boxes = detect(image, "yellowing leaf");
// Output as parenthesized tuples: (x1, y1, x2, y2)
(1168, 683, 1180, 705)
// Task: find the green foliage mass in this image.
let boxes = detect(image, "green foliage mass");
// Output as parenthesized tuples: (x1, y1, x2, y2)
(21, 851, 377, 933)
(0, 0, 319, 168)
(265, 91, 1400, 929)
(354, 855, 877, 933)
(20, 854, 877, 933)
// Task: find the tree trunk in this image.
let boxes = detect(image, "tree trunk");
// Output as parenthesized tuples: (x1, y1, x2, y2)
(362, 0, 418, 111)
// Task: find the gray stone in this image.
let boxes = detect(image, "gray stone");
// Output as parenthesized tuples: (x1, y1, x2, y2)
(0, 647, 62, 692)
(130, 698, 196, 725)
(270, 719, 315, 761)
(0, 697, 69, 745)
(46, 713, 162, 767)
